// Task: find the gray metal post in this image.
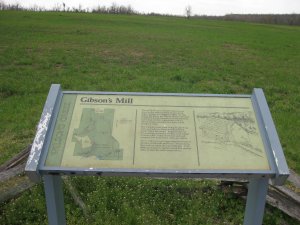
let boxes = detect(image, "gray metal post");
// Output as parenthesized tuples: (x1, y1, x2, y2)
(243, 178, 269, 225)
(44, 175, 66, 225)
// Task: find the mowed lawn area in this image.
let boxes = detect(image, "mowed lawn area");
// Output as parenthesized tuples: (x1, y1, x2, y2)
(0, 11, 299, 224)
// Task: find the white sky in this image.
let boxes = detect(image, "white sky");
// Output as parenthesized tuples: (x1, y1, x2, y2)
(3, 0, 300, 16)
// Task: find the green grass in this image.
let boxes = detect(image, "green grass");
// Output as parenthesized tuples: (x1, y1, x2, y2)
(0, 11, 299, 224)
(0, 177, 298, 225)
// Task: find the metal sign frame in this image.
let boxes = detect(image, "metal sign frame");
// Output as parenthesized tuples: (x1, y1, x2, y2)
(25, 84, 289, 225)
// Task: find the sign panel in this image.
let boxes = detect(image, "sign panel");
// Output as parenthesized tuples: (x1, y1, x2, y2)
(44, 94, 270, 171)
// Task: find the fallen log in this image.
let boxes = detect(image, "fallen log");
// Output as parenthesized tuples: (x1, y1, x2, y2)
(0, 144, 31, 173)
(289, 170, 300, 189)
(0, 175, 35, 203)
(267, 184, 300, 221)
(219, 179, 300, 221)
(0, 145, 90, 217)
(0, 161, 27, 182)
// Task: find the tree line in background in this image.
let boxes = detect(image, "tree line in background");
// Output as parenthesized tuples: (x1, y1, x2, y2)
(0, 1, 138, 14)
(0, 1, 300, 26)
(195, 14, 300, 26)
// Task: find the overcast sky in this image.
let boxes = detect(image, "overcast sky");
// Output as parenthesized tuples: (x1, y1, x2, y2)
(3, 0, 300, 16)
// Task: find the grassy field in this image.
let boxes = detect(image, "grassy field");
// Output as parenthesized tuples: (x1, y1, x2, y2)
(0, 11, 299, 224)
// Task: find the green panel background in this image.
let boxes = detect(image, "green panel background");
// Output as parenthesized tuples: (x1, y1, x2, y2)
(45, 94, 76, 166)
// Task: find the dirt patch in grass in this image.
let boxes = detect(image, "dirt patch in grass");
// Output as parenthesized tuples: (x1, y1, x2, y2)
(222, 42, 261, 62)
(222, 43, 248, 52)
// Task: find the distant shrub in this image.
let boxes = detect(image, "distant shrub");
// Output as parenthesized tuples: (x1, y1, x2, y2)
(92, 4, 137, 15)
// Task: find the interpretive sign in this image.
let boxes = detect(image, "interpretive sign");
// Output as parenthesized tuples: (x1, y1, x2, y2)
(45, 94, 269, 171)
(25, 84, 289, 225)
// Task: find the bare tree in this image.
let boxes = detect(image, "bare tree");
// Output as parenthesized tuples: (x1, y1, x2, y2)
(53, 3, 61, 11)
(185, 5, 192, 19)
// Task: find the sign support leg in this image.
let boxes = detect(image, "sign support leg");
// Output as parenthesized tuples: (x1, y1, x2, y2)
(44, 175, 66, 225)
(243, 177, 268, 225)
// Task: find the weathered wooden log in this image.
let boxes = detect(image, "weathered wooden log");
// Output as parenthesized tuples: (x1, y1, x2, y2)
(267, 184, 300, 221)
(289, 170, 300, 188)
(0, 145, 89, 217)
(219, 179, 300, 221)
(0, 175, 35, 203)
(0, 144, 31, 172)
(0, 161, 27, 182)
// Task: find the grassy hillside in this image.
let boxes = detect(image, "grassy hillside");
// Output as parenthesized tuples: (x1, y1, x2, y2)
(0, 11, 299, 224)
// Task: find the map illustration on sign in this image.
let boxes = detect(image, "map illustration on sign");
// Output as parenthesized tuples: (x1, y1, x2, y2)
(196, 111, 264, 158)
(72, 108, 123, 160)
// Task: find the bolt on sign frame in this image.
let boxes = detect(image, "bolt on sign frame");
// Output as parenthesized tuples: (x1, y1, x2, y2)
(25, 84, 289, 225)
